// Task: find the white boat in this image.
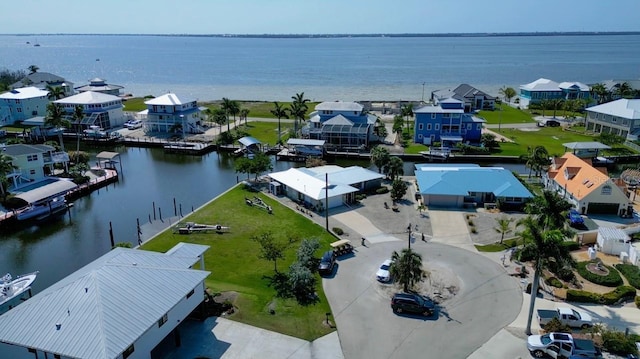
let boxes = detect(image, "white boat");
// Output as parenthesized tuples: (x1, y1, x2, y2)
(419, 147, 450, 160)
(0, 272, 38, 306)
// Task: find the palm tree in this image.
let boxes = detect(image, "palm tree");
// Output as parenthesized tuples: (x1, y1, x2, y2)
(0, 154, 17, 200)
(45, 103, 70, 152)
(549, 99, 564, 119)
(538, 99, 550, 117)
(519, 217, 575, 335)
(389, 248, 424, 292)
(370, 146, 390, 173)
(27, 65, 39, 74)
(228, 101, 240, 128)
(211, 108, 227, 133)
(494, 216, 514, 244)
(521, 145, 550, 178)
(46, 85, 65, 100)
(401, 103, 414, 133)
(221, 98, 234, 133)
(72, 105, 84, 162)
(614, 82, 633, 99)
(270, 102, 289, 145)
(525, 190, 573, 233)
(590, 83, 609, 104)
(240, 108, 250, 126)
(384, 156, 404, 181)
(499, 86, 517, 103)
(290, 92, 309, 135)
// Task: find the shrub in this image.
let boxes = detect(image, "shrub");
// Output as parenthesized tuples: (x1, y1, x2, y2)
(375, 187, 389, 194)
(542, 318, 572, 333)
(636, 296, 640, 309)
(614, 263, 640, 289)
(470, 227, 477, 234)
(332, 227, 344, 235)
(576, 261, 623, 287)
(561, 241, 580, 251)
(602, 330, 639, 356)
(545, 276, 563, 288)
(467, 219, 474, 226)
(566, 285, 636, 305)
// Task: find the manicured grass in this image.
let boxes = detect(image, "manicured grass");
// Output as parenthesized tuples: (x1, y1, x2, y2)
(492, 127, 598, 157)
(614, 263, 640, 289)
(475, 237, 523, 252)
(122, 97, 148, 112)
(236, 121, 293, 146)
(478, 103, 536, 125)
(141, 185, 336, 341)
(201, 101, 319, 119)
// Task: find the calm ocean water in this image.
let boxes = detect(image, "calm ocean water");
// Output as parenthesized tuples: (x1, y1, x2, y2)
(1, 34, 639, 102)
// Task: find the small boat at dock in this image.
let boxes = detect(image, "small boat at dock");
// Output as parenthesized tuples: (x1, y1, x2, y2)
(1, 272, 38, 308)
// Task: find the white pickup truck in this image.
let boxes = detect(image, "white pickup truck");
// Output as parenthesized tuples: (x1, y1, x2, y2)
(527, 332, 602, 358)
(537, 307, 593, 329)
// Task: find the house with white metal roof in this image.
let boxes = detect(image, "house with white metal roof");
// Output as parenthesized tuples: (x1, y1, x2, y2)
(75, 78, 124, 96)
(0, 243, 210, 359)
(268, 165, 383, 210)
(305, 101, 379, 148)
(11, 72, 74, 97)
(584, 99, 640, 140)
(0, 86, 50, 125)
(519, 78, 590, 108)
(2, 144, 70, 188)
(139, 93, 203, 134)
(415, 164, 533, 208)
(54, 91, 125, 130)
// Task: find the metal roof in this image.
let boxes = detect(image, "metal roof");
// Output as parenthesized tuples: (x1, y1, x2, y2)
(238, 136, 261, 147)
(315, 101, 363, 112)
(2, 144, 54, 156)
(269, 168, 358, 200)
(96, 151, 121, 160)
(302, 165, 384, 185)
(144, 93, 195, 106)
(520, 78, 561, 91)
(14, 179, 77, 204)
(287, 139, 325, 146)
(562, 142, 611, 150)
(0, 245, 209, 359)
(0, 86, 49, 99)
(54, 91, 122, 105)
(598, 227, 629, 240)
(416, 166, 533, 198)
(586, 99, 640, 120)
(165, 242, 209, 259)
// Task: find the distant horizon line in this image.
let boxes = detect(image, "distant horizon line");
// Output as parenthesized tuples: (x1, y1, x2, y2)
(2, 31, 640, 38)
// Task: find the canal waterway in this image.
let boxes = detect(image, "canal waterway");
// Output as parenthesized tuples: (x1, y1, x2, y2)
(0, 146, 526, 294)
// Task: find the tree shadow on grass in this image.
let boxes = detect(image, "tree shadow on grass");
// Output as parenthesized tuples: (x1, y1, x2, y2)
(263, 272, 320, 306)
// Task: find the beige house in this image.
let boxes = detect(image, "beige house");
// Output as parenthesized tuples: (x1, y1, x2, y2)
(543, 153, 631, 215)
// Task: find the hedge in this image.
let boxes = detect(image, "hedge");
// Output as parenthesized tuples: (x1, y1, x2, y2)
(614, 263, 640, 289)
(566, 285, 636, 305)
(576, 261, 623, 287)
(545, 276, 564, 288)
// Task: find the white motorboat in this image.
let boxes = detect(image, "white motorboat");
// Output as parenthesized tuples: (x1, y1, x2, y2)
(0, 272, 38, 306)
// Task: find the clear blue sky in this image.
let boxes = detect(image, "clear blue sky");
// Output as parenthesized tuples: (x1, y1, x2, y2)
(3, 0, 639, 35)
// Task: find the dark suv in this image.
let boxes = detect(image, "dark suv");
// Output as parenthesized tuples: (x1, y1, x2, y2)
(391, 293, 435, 316)
(318, 251, 336, 275)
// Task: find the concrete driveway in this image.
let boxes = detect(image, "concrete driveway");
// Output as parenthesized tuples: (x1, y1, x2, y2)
(323, 241, 523, 359)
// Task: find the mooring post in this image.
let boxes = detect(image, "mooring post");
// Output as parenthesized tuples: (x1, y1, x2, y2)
(173, 198, 177, 216)
(179, 204, 183, 217)
(153, 201, 156, 220)
(109, 221, 114, 248)
(159, 207, 163, 222)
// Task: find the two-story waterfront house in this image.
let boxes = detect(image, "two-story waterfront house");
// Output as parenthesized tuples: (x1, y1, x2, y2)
(413, 98, 485, 147)
(11, 72, 74, 98)
(74, 78, 125, 96)
(584, 99, 640, 140)
(431, 84, 496, 112)
(519, 78, 590, 108)
(304, 101, 379, 148)
(140, 93, 203, 133)
(0, 87, 49, 126)
(54, 91, 125, 130)
(2, 144, 70, 189)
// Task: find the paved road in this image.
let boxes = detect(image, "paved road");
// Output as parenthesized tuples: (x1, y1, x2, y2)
(323, 241, 523, 359)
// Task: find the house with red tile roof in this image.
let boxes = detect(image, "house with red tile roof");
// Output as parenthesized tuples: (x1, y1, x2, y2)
(543, 153, 631, 215)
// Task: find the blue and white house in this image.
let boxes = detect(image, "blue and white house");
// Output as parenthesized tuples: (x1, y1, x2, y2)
(413, 98, 485, 147)
(519, 78, 590, 108)
(0, 87, 50, 125)
(431, 84, 496, 112)
(54, 91, 125, 130)
(305, 101, 379, 148)
(140, 93, 203, 134)
(415, 164, 533, 208)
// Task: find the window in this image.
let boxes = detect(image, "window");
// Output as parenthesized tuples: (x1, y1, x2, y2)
(123, 344, 135, 359)
(54, 355, 61, 359)
(431, 113, 436, 119)
(27, 154, 38, 161)
(418, 134, 422, 139)
(418, 124, 423, 130)
(602, 185, 612, 195)
(186, 288, 195, 299)
(158, 313, 168, 327)
(612, 117, 617, 123)
(435, 124, 440, 130)
(30, 169, 36, 175)
(466, 123, 471, 130)
(477, 124, 482, 130)
(443, 113, 450, 118)
(426, 124, 432, 130)
(17, 107, 22, 113)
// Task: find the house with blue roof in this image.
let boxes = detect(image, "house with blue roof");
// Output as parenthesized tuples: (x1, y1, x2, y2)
(413, 98, 485, 147)
(304, 101, 380, 148)
(415, 164, 533, 208)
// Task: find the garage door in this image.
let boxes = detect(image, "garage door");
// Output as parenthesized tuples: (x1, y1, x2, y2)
(426, 195, 459, 207)
(587, 202, 619, 214)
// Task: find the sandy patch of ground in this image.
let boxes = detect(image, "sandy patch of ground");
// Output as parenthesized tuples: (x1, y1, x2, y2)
(374, 262, 461, 304)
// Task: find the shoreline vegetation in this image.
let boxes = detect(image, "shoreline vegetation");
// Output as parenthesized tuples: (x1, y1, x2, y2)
(5, 31, 640, 38)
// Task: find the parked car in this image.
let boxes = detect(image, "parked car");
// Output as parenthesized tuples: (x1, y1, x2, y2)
(376, 259, 393, 282)
(318, 251, 336, 275)
(391, 293, 435, 316)
(125, 120, 143, 130)
(527, 332, 602, 358)
(537, 307, 593, 329)
(567, 209, 585, 227)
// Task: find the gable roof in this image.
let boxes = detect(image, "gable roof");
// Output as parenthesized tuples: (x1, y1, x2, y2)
(558, 81, 589, 91)
(415, 165, 532, 198)
(12, 72, 68, 88)
(452, 84, 496, 100)
(268, 168, 357, 200)
(55, 91, 122, 105)
(2, 144, 55, 156)
(0, 86, 49, 100)
(586, 99, 640, 120)
(323, 114, 354, 126)
(315, 101, 363, 112)
(144, 93, 195, 106)
(0, 245, 209, 359)
(547, 153, 615, 200)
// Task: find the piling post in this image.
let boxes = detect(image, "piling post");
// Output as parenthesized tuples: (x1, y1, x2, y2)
(109, 221, 114, 248)
(153, 201, 156, 220)
(173, 198, 177, 216)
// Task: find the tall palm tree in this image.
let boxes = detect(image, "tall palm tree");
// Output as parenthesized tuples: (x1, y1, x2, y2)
(0, 154, 17, 200)
(46, 85, 65, 100)
(27, 65, 39, 74)
(401, 103, 414, 133)
(538, 99, 550, 117)
(228, 101, 240, 128)
(384, 156, 404, 181)
(499, 86, 517, 103)
(389, 248, 424, 292)
(614, 82, 633, 99)
(549, 99, 564, 119)
(270, 102, 289, 145)
(590, 83, 609, 104)
(240, 108, 250, 126)
(221, 98, 234, 133)
(370, 146, 390, 174)
(290, 92, 309, 135)
(521, 145, 550, 178)
(45, 103, 70, 152)
(211, 108, 227, 133)
(519, 217, 575, 335)
(72, 105, 84, 162)
(494, 216, 514, 244)
(525, 190, 573, 233)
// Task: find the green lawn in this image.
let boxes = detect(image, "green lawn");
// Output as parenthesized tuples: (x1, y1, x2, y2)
(475, 237, 523, 252)
(141, 185, 336, 341)
(201, 101, 319, 119)
(122, 97, 148, 112)
(236, 121, 293, 146)
(492, 127, 597, 157)
(478, 103, 536, 125)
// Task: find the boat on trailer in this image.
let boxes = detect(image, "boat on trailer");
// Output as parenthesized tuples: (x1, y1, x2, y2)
(0, 272, 38, 309)
(176, 222, 230, 234)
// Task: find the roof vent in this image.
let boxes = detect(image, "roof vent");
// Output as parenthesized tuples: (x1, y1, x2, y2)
(55, 323, 61, 330)
(85, 287, 88, 293)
